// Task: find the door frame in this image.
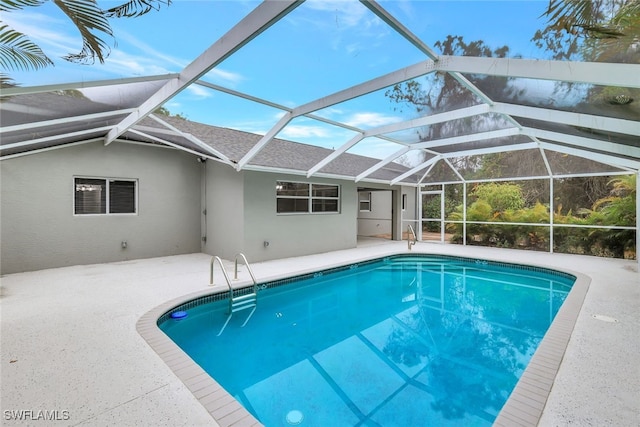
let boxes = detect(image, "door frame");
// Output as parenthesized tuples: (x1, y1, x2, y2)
(419, 187, 445, 242)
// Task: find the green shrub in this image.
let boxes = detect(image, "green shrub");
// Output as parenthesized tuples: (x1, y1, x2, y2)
(471, 183, 524, 212)
(444, 176, 635, 259)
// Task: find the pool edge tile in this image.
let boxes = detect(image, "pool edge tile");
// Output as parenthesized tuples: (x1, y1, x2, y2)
(497, 270, 591, 427)
(136, 251, 591, 427)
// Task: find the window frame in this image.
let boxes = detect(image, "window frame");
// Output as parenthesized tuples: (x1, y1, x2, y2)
(359, 191, 372, 212)
(73, 176, 138, 216)
(276, 180, 340, 215)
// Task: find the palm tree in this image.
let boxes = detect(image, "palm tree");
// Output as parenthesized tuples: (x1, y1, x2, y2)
(0, 0, 170, 74)
(535, 0, 640, 62)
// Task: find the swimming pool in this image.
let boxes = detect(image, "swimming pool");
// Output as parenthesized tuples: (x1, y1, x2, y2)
(158, 254, 576, 426)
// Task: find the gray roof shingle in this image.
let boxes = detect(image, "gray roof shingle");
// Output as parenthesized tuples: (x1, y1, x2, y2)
(1, 91, 420, 184)
(133, 114, 419, 183)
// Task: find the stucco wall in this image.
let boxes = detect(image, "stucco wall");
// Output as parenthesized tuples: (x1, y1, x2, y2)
(203, 161, 245, 260)
(357, 190, 392, 236)
(400, 186, 418, 227)
(0, 142, 202, 274)
(241, 172, 357, 262)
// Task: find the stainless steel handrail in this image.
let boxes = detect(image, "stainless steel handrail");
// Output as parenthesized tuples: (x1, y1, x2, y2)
(234, 252, 257, 286)
(210, 255, 232, 287)
(210, 253, 257, 288)
(210, 253, 259, 335)
(408, 224, 417, 250)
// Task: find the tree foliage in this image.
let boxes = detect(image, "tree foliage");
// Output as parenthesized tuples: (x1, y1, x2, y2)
(591, 174, 636, 225)
(471, 183, 525, 213)
(154, 105, 187, 120)
(382, 20, 636, 261)
(533, 0, 640, 63)
(0, 21, 53, 71)
(446, 175, 636, 259)
(533, 1, 640, 137)
(385, 36, 521, 148)
(0, 0, 170, 76)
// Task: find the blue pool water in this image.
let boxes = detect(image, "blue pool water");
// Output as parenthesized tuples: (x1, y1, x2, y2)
(160, 255, 575, 426)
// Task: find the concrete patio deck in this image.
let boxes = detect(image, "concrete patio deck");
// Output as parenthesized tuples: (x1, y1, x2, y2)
(1, 239, 638, 426)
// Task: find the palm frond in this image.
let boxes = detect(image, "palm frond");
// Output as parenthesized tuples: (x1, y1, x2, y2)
(0, 72, 17, 101)
(0, 0, 46, 12)
(0, 24, 54, 71)
(52, 0, 114, 64)
(542, 0, 638, 38)
(104, 0, 170, 18)
(608, 174, 636, 196)
(579, 24, 626, 37)
(0, 72, 15, 85)
(610, 0, 640, 27)
(543, 0, 597, 33)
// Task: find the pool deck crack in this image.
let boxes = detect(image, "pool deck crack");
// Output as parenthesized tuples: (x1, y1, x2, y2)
(69, 383, 172, 426)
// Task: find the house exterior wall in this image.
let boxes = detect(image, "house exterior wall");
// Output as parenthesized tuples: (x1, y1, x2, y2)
(356, 186, 417, 240)
(0, 142, 202, 274)
(401, 186, 418, 230)
(241, 171, 357, 262)
(357, 190, 392, 237)
(1, 140, 413, 275)
(203, 161, 245, 260)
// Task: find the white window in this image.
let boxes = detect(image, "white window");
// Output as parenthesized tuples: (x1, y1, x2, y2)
(402, 193, 407, 211)
(74, 177, 137, 215)
(359, 192, 371, 212)
(276, 181, 340, 214)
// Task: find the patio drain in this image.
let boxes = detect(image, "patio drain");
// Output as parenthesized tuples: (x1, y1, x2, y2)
(591, 314, 619, 323)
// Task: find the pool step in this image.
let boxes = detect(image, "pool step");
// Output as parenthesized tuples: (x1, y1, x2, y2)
(211, 253, 259, 336)
(376, 263, 472, 273)
(231, 292, 257, 313)
(217, 293, 257, 336)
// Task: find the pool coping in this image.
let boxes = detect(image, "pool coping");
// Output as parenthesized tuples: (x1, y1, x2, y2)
(136, 251, 591, 427)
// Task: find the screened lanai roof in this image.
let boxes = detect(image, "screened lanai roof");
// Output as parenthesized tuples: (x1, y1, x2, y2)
(1, 0, 639, 186)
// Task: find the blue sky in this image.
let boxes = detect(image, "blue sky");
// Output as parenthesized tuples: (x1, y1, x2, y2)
(4, 0, 554, 160)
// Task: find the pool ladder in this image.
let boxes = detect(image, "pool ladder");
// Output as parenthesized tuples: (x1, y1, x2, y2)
(210, 253, 258, 336)
(407, 224, 417, 250)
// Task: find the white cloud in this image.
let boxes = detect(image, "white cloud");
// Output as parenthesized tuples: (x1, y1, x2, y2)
(185, 84, 214, 99)
(290, 0, 388, 55)
(202, 68, 245, 86)
(345, 112, 402, 128)
(2, 10, 86, 58)
(112, 31, 246, 86)
(345, 42, 361, 55)
(280, 125, 331, 139)
(3, 9, 167, 79)
(304, 0, 369, 27)
(3, 7, 245, 86)
(164, 101, 182, 111)
(348, 137, 406, 161)
(117, 31, 245, 85)
(101, 50, 171, 77)
(387, 0, 416, 24)
(313, 107, 344, 119)
(115, 30, 186, 70)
